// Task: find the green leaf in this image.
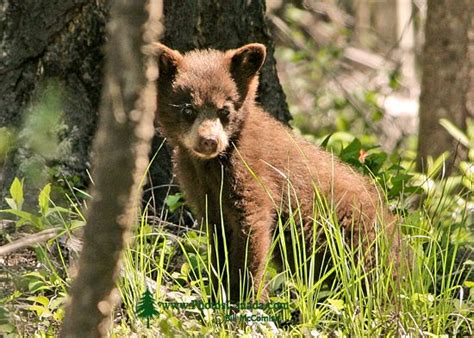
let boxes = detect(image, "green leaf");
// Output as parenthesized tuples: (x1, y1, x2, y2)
(4, 198, 16, 210)
(9, 178, 24, 210)
(180, 262, 190, 278)
(0, 209, 44, 229)
(38, 183, 51, 215)
(340, 138, 362, 163)
(28, 280, 48, 293)
(28, 304, 52, 318)
(188, 254, 199, 270)
(371, 109, 384, 122)
(27, 295, 50, 307)
(427, 152, 450, 177)
(53, 308, 65, 321)
(464, 280, 474, 288)
(327, 298, 345, 313)
(165, 193, 184, 213)
(364, 152, 387, 174)
(411, 293, 434, 304)
(389, 69, 401, 90)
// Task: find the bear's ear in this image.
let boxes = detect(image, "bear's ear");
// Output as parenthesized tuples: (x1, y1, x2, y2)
(149, 43, 183, 80)
(228, 43, 266, 80)
(226, 43, 266, 103)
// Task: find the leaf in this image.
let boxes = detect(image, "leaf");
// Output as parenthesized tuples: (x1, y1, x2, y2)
(180, 263, 190, 278)
(411, 293, 434, 304)
(53, 308, 65, 321)
(27, 295, 50, 307)
(0, 209, 44, 229)
(4, 198, 16, 210)
(38, 183, 51, 215)
(45, 206, 73, 217)
(165, 193, 184, 213)
(327, 298, 344, 313)
(9, 178, 23, 210)
(427, 152, 450, 177)
(464, 280, 474, 288)
(364, 152, 387, 174)
(340, 138, 362, 164)
(28, 304, 52, 318)
(49, 296, 65, 310)
(371, 109, 384, 122)
(389, 69, 401, 90)
(188, 254, 199, 270)
(28, 280, 48, 293)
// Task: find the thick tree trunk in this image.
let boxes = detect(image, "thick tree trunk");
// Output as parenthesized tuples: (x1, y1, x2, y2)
(60, 0, 160, 336)
(0, 1, 107, 203)
(417, 0, 474, 172)
(0, 1, 289, 215)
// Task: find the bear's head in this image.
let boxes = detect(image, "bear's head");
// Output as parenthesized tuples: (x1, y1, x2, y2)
(151, 43, 266, 160)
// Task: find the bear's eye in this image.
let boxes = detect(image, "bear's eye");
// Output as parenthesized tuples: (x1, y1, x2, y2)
(218, 108, 230, 120)
(180, 104, 197, 120)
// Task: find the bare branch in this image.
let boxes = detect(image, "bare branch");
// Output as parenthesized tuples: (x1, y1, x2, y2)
(0, 228, 59, 256)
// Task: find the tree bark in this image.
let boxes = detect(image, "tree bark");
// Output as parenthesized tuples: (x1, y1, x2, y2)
(60, 1, 160, 336)
(0, 1, 107, 203)
(417, 0, 474, 172)
(0, 1, 289, 215)
(396, 0, 417, 94)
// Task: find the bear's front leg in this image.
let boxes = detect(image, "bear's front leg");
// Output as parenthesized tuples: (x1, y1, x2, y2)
(227, 209, 274, 302)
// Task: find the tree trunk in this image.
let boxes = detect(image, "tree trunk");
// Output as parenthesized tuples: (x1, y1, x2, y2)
(396, 0, 417, 95)
(373, 0, 398, 48)
(0, 1, 289, 215)
(60, 0, 160, 336)
(0, 1, 107, 204)
(417, 0, 474, 172)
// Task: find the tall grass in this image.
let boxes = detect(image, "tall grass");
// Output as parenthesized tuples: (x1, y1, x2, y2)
(112, 152, 472, 336)
(1, 147, 472, 336)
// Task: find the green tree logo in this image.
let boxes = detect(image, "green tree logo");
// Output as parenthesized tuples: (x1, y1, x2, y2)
(136, 288, 159, 328)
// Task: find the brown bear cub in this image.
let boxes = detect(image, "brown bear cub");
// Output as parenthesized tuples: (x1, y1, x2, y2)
(152, 42, 400, 301)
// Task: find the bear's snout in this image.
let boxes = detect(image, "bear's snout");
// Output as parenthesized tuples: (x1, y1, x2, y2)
(197, 136, 218, 154)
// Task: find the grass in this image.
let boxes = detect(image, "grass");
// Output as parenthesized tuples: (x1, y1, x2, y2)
(0, 142, 473, 337)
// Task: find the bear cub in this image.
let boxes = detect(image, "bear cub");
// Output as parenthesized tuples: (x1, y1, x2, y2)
(152, 42, 400, 301)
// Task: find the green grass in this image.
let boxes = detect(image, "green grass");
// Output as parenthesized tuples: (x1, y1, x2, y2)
(114, 152, 473, 336)
(0, 143, 473, 337)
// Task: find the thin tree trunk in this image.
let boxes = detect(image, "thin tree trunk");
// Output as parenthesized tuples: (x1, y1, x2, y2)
(417, 0, 474, 172)
(60, 1, 161, 336)
(373, 0, 398, 47)
(397, 0, 417, 95)
(353, 0, 371, 45)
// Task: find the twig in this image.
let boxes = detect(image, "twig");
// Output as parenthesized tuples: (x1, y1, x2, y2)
(0, 228, 60, 256)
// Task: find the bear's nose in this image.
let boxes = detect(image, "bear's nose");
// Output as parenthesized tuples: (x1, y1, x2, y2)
(198, 136, 218, 154)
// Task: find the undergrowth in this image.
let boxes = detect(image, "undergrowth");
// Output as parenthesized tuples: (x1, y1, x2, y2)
(0, 128, 473, 337)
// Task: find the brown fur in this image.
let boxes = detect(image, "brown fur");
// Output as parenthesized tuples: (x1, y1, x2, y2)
(152, 43, 400, 301)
